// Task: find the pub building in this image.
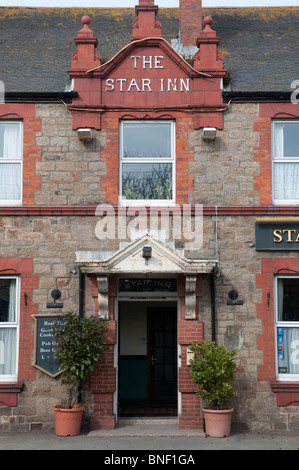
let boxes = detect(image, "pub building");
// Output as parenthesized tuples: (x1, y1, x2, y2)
(0, 0, 299, 432)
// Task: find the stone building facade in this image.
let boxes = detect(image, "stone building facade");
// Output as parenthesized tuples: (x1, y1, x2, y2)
(1, 0, 299, 432)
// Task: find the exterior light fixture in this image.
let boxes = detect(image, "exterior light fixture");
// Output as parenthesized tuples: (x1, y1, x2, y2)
(46, 289, 64, 309)
(227, 289, 243, 306)
(142, 246, 152, 259)
(202, 127, 217, 140)
(77, 128, 93, 142)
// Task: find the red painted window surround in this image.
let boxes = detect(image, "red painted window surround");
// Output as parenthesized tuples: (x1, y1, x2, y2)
(0, 103, 41, 205)
(0, 258, 38, 407)
(254, 102, 299, 205)
(257, 258, 299, 407)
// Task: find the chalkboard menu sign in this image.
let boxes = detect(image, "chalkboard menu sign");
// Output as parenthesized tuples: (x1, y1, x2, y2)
(32, 314, 65, 378)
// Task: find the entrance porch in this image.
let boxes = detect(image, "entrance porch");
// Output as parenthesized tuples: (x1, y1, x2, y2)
(76, 234, 217, 430)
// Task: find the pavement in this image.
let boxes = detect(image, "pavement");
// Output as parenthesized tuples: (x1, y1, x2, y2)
(1, 417, 299, 452)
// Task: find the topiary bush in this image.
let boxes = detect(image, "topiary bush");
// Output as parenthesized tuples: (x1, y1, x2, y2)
(189, 340, 237, 410)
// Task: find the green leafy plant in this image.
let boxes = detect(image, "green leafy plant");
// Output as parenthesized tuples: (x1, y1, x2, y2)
(53, 312, 108, 409)
(189, 340, 237, 410)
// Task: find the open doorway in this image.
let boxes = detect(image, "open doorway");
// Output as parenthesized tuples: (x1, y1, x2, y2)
(118, 300, 178, 417)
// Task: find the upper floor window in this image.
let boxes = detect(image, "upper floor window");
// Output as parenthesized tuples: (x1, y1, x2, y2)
(0, 122, 22, 204)
(119, 121, 175, 205)
(272, 121, 299, 205)
(0, 277, 19, 382)
(275, 276, 299, 381)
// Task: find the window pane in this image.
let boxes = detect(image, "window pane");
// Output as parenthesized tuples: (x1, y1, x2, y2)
(0, 163, 21, 201)
(0, 123, 21, 160)
(277, 327, 299, 375)
(0, 329, 17, 375)
(0, 278, 17, 323)
(283, 123, 299, 158)
(273, 163, 299, 201)
(122, 163, 172, 200)
(277, 278, 299, 322)
(123, 122, 172, 159)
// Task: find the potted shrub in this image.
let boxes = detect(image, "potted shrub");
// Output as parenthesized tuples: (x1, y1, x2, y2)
(53, 312, 108, 436)
(189, 340, 237, 438)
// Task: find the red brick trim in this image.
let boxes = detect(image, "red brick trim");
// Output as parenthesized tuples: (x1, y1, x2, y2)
(257, 258, 299, 383)
(0, 103, 41, 205)
(100, 112, 194, 205)
(1, 205, 299, 217)
(89, 275, 117, 430)
(0, 258, 38, 383)
(271, 382, 299, 407)
(177, 274, 204, 429)
(0, 383, 23, 407)
(254, 102, 299, 205)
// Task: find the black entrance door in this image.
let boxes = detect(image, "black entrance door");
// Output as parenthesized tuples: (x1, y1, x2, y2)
(148, 307, 177, 407)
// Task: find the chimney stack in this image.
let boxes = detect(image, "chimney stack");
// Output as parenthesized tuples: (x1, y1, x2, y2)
(180, 0, 202, 47)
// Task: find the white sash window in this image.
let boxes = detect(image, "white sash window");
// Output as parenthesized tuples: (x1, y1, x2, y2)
(120, 121, 175, 206)
(0, 122, 22, 204)
(272, 121, 299, 205)
(275, 276, 299, 381)
(0, 277, 19, 382)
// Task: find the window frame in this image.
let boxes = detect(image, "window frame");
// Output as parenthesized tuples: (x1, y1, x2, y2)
(0, 276, 20, 383)
(0, 121, 23, 206)
(119, 120, 176, 206)
(275, 275, 299, 382)
(272, 120, 299, 205)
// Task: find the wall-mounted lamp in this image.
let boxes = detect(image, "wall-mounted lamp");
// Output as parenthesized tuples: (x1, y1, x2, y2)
(70, 267, 77, 275)
(142, 246, 152, 259)
(227, 289, 244, 306)
(77, 128, 93, 142)
(202, 127, 217, 140)
(46, 289, 64, 309)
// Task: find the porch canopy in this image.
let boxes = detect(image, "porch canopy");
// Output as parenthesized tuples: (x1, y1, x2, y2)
(76, 233, 217, 320)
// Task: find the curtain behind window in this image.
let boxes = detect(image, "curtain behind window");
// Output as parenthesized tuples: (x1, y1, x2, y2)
(0, 278, 17, 377)
(0, 123, 21, 201)
(2, 124, 20, 159)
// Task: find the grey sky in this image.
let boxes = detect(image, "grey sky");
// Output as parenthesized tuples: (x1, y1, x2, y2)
(0, 1, 298, 7)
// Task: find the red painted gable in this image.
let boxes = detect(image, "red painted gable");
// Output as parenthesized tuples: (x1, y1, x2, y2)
(68, 4, 227, 131)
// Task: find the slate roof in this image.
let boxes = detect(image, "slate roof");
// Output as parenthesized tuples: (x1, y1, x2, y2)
(0, 6, 298, 93)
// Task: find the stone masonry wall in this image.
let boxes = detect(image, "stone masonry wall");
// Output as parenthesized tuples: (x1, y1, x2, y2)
(189, 103, 260, 206)
(1, 212, 299, 431)
(2, 101, 299, 431)
(31, 102, 260, 207)
(34, 103, 107, 206)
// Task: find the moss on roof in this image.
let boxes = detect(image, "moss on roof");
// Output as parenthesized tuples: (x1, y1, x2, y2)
(0, 6, 298, 92)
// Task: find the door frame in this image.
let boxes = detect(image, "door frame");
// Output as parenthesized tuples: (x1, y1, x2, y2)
(116, 297, 180, 418)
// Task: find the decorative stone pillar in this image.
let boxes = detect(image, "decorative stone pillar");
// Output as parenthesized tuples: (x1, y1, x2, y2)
(132, 0, 161, 39)
(97, 275, 109, 319)
(185, 276, 197, 320)
(193, 16, 225, 73)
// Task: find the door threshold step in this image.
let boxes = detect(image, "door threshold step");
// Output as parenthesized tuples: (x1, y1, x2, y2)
(88, 416, 204, 438)
(118, 417, 178, 425)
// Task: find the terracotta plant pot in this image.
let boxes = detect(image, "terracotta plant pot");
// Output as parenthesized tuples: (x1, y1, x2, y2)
(54, 407, 84, 436)
(203, 408, 233, 438)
